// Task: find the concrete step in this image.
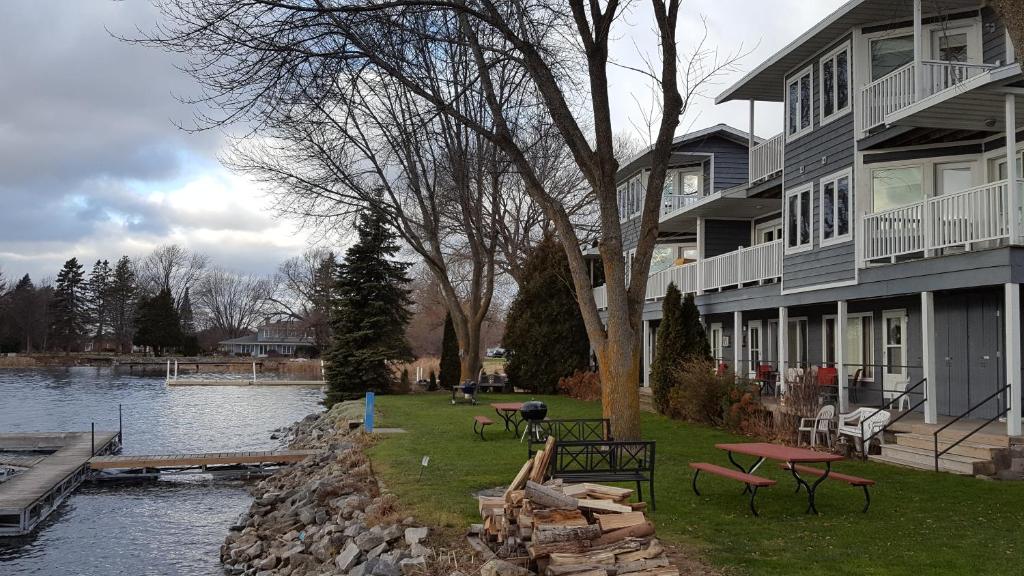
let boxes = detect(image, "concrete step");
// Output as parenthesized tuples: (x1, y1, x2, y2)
(894, 432, 1007, 460)
(870, 443, 992, 475)
(888, 422, 1011, 447)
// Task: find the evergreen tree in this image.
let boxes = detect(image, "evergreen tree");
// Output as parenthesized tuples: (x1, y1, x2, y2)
(323, 212, 413, 406)
(51, 258, 87, 352)
(439, 312, 460, 390)
(107, 256, 137, 353)
(178, 287, 196, 335)
(309, 252, 337, 351)
(86, 259, 113, 347)
(9, 275, 38, 352)
(427, 369, 438, 392)
(650, 283, 685, 413)
(133, 288, 183, 355)
(680, 292, 712, 361)
(503, 234, 590, 394)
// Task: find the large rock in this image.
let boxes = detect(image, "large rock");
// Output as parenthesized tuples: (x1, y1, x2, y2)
(381, 524, 405, 543)
(336, 541, 362, 571)
(355, 531, 386, 551)
(367, 542, 389, 560)
(404, 527, 428, 546)
(400, 556, 427, 575)
(480, 560, 535, 576)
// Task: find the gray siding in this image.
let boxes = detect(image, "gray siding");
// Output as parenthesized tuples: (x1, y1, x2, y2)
(704, 219, 752, 257)
(673, 135, 749, 192)
(782, 34, 857, 291)
(620, 217, 642, 253)
(982, 7, 1007, 65)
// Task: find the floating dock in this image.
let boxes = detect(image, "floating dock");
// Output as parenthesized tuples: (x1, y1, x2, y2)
(88, 450, 317, 470)
(166, 379, 324, 387)
(0, 431, 121, 536)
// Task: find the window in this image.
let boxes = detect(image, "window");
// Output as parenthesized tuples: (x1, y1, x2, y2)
(617, 184, 627, 221)
(785, 184, 813, 252)
(710, 323, 723, 362)
(989, 153, 1024, 183)
(786, 66, 813, 139)
(872, 166, 923, 212)
(649, 246, 675, 275)
(820, 169, 852, 245)
(755, 219, 783, 244)
(823, 313, 874, 380)
(787, 318, 808, 368)
(870, 34, 914, 81)
(820, 43, 850, 123)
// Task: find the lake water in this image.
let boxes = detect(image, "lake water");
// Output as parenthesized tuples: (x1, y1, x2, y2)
(0, 367, 323, 575)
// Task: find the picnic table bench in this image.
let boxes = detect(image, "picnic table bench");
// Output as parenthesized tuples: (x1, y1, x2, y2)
(472, 415, 494, 440)
(689, 462, 777, 516)
(547, 440, 656, 510)
(780, 463, 875, 512)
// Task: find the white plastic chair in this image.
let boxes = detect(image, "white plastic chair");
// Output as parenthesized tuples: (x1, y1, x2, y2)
(883, 379, 911, 411)
(837, 407, 891, 456)
(798, 404, 835, 448)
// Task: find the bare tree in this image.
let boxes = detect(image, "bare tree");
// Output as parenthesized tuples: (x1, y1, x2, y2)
(135, 0, 736, 439)
(268, 248, 335, 347)
(136, 244, 209, 306)
(194, 268, 274, 338)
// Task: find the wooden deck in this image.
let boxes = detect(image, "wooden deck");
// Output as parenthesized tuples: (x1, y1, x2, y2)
(88, 450, 317, 470)
(0, 431, 121, 536)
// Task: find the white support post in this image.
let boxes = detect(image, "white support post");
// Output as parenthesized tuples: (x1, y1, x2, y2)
(253, 361, 257, 383)
(166, 360, 170, 381)
(1007, 93, 1020, 244)
(748, 99, 755, 153)
(1005, 283, 1022, 437)
(778, 307, 789, 378)
(913, 0, 923, 101)
(696, 218, 706, 295)
(733, 311, 743, 377)
(173, 360, 178, 380)
(642, 320, 651, 388)
(837, 300, 849, 412)
(921, 291, 938, 424)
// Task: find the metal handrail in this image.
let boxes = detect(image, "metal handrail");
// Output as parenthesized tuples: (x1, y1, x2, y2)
(932, 384, 1009, 472)
(858, 377, 927, 452)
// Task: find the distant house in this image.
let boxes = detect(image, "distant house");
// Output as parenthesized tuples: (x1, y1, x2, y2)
(219, 320, 315, 357)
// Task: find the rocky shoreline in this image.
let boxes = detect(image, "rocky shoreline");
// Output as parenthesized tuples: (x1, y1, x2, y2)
(221, 402, 435, 576)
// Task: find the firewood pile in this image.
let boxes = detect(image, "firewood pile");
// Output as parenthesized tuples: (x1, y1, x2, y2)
(467, 437, 678, 576)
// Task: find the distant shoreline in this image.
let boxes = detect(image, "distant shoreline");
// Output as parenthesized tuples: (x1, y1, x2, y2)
(0, 354, 324, 378)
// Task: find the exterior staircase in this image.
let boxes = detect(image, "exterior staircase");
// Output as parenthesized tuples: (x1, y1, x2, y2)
(868, 424, 1010, 476)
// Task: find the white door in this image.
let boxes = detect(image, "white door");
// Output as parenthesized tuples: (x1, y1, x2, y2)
(882, 310, 908, 398)
(748, 321, 762, 378)
(710, 323, 723, 363)
(935, 162, 975, 196)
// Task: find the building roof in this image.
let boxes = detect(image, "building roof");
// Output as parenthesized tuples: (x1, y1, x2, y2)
(219, 334, 314, 346)
(715, 0, 984, 104)
(618, 123, 758, 176)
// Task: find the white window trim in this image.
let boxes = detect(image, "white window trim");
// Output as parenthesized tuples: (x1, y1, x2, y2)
(710, 323, 724, 362)
(784, 183, 814, 255)
(819, 41, 851, 126)
(819, 168, 854, 247)
(822, 312, 875, 381)
(786, 66, 814, 142)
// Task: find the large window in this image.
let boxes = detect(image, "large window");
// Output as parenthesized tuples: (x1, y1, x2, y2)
(872, 166, 923, 212)
(820, 43, 850, 123)
(617, 175, 646, 221)
(820, 169, 852, 245)
(823, 313, 874, 379)
(787, 318, 808, 368)
(786, 67, 813, 139)
(785, 184, 813, 252)
(870, 34, 914, 81)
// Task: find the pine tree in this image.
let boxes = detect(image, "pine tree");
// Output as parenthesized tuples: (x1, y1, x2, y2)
(650, 283, 686, 413)
(51, 258, 87, 352)
(323, 211, 413, 406)
(427, 369, 438, 392)
(680, 292, 712, 361)
(133, 287, 183, 355)
(178, 287, 196, 335)
(439, 312, 460, 390)
(108, 256, 137, 353)
(503, 234, 590, 394)
(9, 275, 38, 352)
(86, 259, 113, 347)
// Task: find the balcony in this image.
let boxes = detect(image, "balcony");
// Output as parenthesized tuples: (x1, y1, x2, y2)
(862, 60, 997, 131)
(748, 133, 783, 184)
(660, 194, 702, 220)
(595, 240, 783, 310)
(862, 179, 1024, 263)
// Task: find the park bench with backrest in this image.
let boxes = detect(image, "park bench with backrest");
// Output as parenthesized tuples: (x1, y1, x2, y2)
(527, 418, 612, 456)
(547, 440, 656, 510)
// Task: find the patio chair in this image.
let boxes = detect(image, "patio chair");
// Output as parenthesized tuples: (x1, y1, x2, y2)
(817, 367, 839, 406)
(837, 407, 891, 457)
(798, 404, 835, 448)
(781, 367, 803, 396)
(883, 379, 911, 411)
(756, 363, 777, 396)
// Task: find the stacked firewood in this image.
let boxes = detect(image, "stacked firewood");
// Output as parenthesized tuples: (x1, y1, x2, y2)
(468, 437, 678, 576)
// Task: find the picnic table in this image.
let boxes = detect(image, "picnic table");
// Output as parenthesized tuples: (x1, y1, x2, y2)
(715, 442, 845, 514)
(490, 402, 524, 435)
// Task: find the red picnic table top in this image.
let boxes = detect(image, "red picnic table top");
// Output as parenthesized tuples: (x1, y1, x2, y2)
(715, 442, 845, 463)
(490, 402, 524, 411)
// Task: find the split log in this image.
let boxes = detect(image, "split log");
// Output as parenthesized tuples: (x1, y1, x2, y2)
(533, 509, 588, 527)
(548, 569, 608, 576)
(532, 524, 602, 545)
(506, 460, 533, 498)
(627, 502, 648, 512)
(615, 541, 664, 563)
(614, 557, 670, 575)
(592, 523, 656, 546)
(595, 512, 646, 533)
(530, 436, 558, 482)
(526, 481, 578, 511)
(546, 564, 610, 576)
(577, 499, 633, 513)
(529, 540, 592, 559)
(619, 568, 678, 576)
(547, 551, 615, 566)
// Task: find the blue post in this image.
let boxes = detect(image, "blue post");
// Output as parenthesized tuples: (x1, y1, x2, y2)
(364, 392, 375, 433)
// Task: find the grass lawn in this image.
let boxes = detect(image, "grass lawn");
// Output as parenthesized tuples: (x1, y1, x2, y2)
(368, 393, 1024, 576)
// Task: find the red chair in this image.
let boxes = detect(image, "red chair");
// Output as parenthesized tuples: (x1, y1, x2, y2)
(716, 362, 728, 376)
(817, 367, 839, 405)
(756, 363, 777, 396)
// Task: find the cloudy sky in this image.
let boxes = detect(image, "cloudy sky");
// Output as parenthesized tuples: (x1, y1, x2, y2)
(0, 0, 845, 282)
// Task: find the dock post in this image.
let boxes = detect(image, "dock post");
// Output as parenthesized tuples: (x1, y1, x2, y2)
(252, 362, 257, 383)
(174, 360, 178, 380)
(166, 360, 170, 381)
(364, 392, 375, 433)
(91, 423, 95, 456)
(119, 404, 123, 443)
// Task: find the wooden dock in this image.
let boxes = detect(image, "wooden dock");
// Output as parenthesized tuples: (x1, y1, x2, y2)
(88, 450, 317, 470)
(166, 379, 324, 387)
(0, 431, 121, 536)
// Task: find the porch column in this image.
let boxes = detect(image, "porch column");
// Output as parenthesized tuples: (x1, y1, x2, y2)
(1007, 93, 1020, 244)
(913, 0, 923, 101)
(837, 300, 849, 412)
(733, 310, 743, 376)
(778, 306, 789, 376)
(748, 99, 755, 153)
(921, 291, 938, 424)
(696, 217, 706, 295)
(1006, 283, 1022, 437)
(642, 319, 651, 388)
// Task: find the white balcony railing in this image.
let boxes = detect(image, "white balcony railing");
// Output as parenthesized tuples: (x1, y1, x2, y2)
(862, 60, 996, 130)
(748, 133, 784, 184)
(661, 194, 702, 219)
(594, 239, 783, 309)
(862, 179, 1023, 262)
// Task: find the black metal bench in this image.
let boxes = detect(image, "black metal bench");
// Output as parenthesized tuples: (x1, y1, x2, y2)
(547, 440, 656, 510)
(527, 419, 612, 457)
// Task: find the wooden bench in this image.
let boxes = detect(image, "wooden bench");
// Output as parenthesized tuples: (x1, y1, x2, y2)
(689, 462, 776, 517)
(527, 418, 611, 457)
(780, 463, 875, 512)
(548, 440, 656, 510)
(473, 416, 494, 440)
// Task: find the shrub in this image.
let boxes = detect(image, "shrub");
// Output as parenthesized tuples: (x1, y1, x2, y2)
(439, 314, 460, 390)
(558, 370, 601, 401)
(393, 367, 411, 395)
(665, 360, 735, 425)
(427, 370, 438, 391)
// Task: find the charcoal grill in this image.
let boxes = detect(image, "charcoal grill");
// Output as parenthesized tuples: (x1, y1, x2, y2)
(519, 400, 548, 442)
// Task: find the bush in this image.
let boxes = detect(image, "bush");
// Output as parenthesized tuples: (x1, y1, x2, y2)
(558, 370, 601, 401)
(427, 370, 438, 391)
(439, 314, 460, 390)
(393, 367, 411, 395)
(665, 360, 736, 425)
